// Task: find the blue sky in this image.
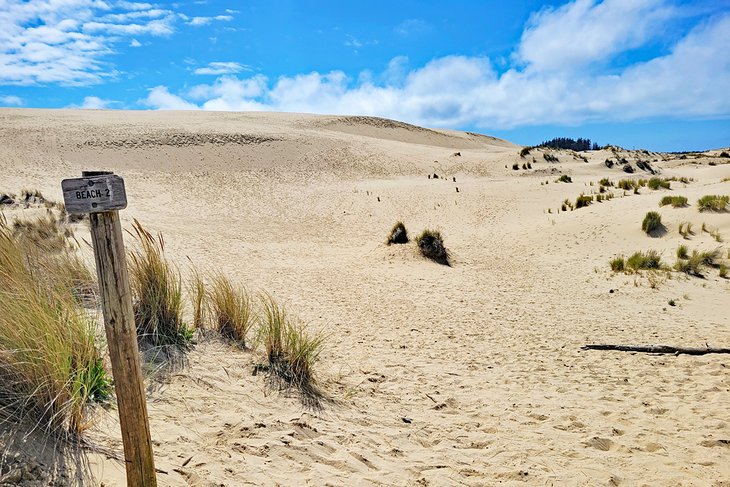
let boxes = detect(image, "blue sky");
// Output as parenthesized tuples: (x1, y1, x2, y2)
(1, 0, 729, 151)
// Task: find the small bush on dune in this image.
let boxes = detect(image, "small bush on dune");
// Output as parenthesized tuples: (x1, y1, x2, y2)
(676, 245, 689, 260)
(258, 294, 324, 391)
(674, 250, 705, 276)
(720, 264, 728, 278)
(209, 274, 254, 346)
(556, 175, 572, 183)
(609, 256, 625, 272)
(659, 195, 688, 208)
(626, 250, 663, 271)
(575, 194, 593, 208)
(697, 195, 729, 212)
(415, 229, 450, 266)
(642, 211, 663, 235)
(0, 217, 110, 436)
(128, 220, 192, 350)
(387, 221, 409, 245)
(599, 178, 613, 187)
(647, 177, 670, 190)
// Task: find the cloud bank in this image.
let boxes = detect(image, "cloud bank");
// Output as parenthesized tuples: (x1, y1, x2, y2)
(141, 0, 730, 129)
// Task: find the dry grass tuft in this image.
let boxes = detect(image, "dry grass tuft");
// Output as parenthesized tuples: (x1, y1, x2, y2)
(128, 220, 192, 350)
(257, 294, 324, 391)
(0, 216, 109, 437)
(208, 274, 254, 347)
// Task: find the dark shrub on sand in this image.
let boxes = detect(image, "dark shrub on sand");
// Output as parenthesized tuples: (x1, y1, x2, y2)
(387, 221, 409, 245)
(415, 229, 450, 266)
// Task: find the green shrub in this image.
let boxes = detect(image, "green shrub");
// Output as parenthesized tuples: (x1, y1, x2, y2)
(387, 221, 409, 245)
(642, 211, 663, 235)
(626, 250, 662, 271)
(575, 194, 593, 208)
(609, 256, 625, 272)
(128, 220, 192, 349)
(209, 274, 254, 347)
(647, 178, 670, 190)
(599, 178, 613, 187)
(678, 221, 693, 239)
(697, 195, 729, 212)
(676, 245, 689, 259)
(674, 251, 704, 276)
(557, 174, 572, 183)
(415, 229, 450, 266)
(659, 195, 688, 208)
(720, 264, 728, 278)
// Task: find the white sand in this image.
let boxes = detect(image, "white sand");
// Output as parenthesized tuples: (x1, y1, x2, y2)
(1, 108, 729, 486)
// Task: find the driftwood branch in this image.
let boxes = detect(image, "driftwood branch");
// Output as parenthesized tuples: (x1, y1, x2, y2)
(582, 344, 730, 356)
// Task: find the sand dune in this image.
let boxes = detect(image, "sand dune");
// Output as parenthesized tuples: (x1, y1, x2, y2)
(1, 109, 729, 486)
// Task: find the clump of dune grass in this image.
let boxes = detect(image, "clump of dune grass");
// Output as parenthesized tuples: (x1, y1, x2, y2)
(626, 250, 663, 271)
(599, 178, 613, 187)
(258, 294, 324, 391)
(642, 211, 663, 235)
(0, 217, 110, 437)
(674, 250, 705, 276)
(186, 264, 208, 330)
(609, 256, 625, 272)
(676, 245, 689, 259)
(659, 195, 688, 208)
(617, 179, 636, 191)
(720, 264, 728, 278)
(128, 220, 192, 350)
(208, 274, 254, 347)
(575, 194, 593, 208)
(386, 221, 409, 245)
(697, 194, 729, 212)
(415, 229, 450, 266)
(647, 177, 671, 190)
(678, 221, 693, 239)
(556, 175, 572, 183)
(12, 214, 69, 252)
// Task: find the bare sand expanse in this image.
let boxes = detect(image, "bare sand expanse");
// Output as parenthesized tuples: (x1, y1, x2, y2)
(1, 108, 729, 486)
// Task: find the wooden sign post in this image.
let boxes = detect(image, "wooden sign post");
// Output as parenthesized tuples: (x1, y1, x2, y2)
(62, 171, 157, 487)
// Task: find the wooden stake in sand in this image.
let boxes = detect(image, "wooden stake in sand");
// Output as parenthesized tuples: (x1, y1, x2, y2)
(62, 171, 157, 487)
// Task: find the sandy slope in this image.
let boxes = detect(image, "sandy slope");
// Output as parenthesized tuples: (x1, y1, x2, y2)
(1, 109, 729, 487)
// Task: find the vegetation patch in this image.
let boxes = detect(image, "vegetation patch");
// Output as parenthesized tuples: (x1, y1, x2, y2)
(128, 220, 192, 350)
(647, 177, 670, 190)
(659, 195, 688, 208)
(642, 211, 664, 236)
(575, 194, 593, 208)
(556, 175, 572, 183)
(386, 221, 409, 245)
(258, 294, 324, 392)
(626, 250, 663, 271)
(415, 229, 450, 266)
(209, 274, 254, 347)
(697, 195, 729, 212)
(0, 215, 109, 436)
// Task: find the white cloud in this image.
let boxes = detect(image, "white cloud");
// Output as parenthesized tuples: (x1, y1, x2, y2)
(187, 15, 233, 26)
(142, 86, 199, 110)
(130, 38, 142, 47)
(0, 95, 23, 106)
(142, 8, 730, 130)
(394, 19, 429, 37)
(0, 0, 176, 85)
(79, 96, 113, 109)
(517, 0, 675, 72)
(193, 61, 249, 75)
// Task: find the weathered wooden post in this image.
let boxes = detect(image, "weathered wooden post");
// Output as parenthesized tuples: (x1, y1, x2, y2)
(62, 171, 157, 487)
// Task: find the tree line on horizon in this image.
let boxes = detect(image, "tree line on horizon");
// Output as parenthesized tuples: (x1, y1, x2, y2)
(539, 137, 601, 151)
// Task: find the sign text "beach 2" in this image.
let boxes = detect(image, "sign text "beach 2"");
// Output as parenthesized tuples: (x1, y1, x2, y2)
(61, 173, 127, 213)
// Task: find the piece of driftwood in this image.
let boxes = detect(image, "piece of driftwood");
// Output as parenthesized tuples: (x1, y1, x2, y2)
(582, 344, 730, 355)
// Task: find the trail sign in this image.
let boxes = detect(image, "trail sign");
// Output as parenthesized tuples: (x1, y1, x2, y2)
(61, 172, 127, 213)
(61, 171, 156, 486)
